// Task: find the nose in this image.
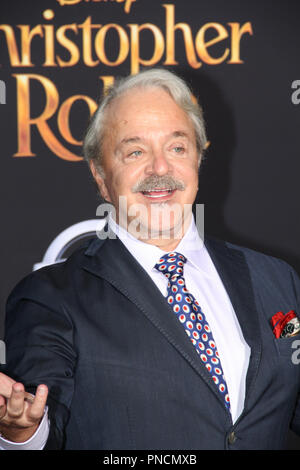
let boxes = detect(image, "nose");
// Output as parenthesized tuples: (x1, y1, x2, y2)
(145, 149, 171, 176)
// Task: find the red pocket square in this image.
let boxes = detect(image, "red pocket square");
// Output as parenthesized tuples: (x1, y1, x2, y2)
(271, 310, 300, 338)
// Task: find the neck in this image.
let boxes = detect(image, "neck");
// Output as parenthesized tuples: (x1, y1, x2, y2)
(114, 211, 193, 252)
(137, 234, 182, 252)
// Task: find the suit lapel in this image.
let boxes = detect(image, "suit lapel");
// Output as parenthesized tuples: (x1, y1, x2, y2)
(205, 237, 262, 408)
(82, 233, 262, 414)
(82, 235, 230, 410)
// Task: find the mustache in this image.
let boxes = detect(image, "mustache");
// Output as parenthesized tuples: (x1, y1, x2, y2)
(132, 175, 186, 193)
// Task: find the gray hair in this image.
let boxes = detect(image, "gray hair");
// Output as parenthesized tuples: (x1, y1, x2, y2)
(83, 68, 207, 176)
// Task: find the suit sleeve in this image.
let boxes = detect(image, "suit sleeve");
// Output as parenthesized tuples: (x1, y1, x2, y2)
(1, 269, 77, 450)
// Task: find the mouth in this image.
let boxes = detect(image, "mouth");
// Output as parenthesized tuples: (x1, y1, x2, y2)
(140, 188, 176, 200)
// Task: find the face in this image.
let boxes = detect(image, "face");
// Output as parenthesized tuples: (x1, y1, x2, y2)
(90, 87, 200, 246)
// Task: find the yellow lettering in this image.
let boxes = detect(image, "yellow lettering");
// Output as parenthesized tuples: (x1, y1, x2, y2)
(18, 25, 43, 66)
(13, 74, 82, 161)
(0, 24, 21, 66)
(56, 0, 81, 5)
(195, 23, 229, 65)
(228, 22, 253, 63)
(43, 24, 56, 66)
(58, 94, 97, 145)
(164, 4, 200, 69)
(56, 24, 80, 67)
(79, 17, 100, 67)
(118, 0, 136, 14)
(99, 75, 115, 94)
(128, 23, 164, 75)
(95, 24, 129, 66)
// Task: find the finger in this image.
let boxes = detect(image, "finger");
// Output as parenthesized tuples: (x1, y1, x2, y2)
(28, 385, 48, 421)
(0, 395, 7, 420)
(6, 382, 25, 419)
(0, 372, 16, 398)
(24, 392, 34, 405)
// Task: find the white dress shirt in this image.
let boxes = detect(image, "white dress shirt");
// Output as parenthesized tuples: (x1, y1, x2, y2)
(0, 215, 250, 449)
(109, 214, 251, 423)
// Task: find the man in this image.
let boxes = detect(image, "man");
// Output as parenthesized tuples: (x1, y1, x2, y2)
(1, 68, 300, 450)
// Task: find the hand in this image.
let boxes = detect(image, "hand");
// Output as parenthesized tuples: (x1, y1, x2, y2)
(0, 372, 48, 443)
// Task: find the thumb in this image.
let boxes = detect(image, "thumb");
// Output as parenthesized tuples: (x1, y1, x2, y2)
(0, 394, 7, 420)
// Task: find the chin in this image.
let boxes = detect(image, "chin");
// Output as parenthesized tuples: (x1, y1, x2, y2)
(139, 216, 185, 241)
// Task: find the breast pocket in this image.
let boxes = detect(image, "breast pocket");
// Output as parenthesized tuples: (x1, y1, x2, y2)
(275, 335, 300, 359)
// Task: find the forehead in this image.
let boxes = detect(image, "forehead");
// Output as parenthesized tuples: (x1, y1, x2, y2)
(104, 87, 195, 144)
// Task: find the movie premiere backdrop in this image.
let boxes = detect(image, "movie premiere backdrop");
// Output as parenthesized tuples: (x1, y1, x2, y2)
(1, 0, 300, 445)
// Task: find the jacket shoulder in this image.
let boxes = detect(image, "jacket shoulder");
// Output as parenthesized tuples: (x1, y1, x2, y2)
(206, 235, 298, 278)
(6, 236, 104, 311)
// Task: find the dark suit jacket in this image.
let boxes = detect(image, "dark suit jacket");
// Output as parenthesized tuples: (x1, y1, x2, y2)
(2, 235, 300, 450)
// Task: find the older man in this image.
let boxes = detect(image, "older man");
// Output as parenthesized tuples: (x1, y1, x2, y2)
(1, 68, 300, 450)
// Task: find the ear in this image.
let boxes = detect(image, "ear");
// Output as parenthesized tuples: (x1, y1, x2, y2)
(89, 161, 112, 203)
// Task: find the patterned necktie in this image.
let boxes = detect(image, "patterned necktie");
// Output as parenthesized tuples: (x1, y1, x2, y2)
(155, 251, 230, 411)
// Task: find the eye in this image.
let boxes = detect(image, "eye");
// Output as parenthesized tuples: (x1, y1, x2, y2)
(124, 149, 143, 161)
(172, 146, 185, 154)
(129, 150, 142, 157)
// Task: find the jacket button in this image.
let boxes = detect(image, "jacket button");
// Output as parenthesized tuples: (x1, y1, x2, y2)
(228, 431, 236, 445)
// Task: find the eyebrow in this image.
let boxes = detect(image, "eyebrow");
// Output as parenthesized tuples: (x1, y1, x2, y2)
(171, 131, 190, 139)
(119, 131, 190, 147)
(120, 136, 142, 146)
